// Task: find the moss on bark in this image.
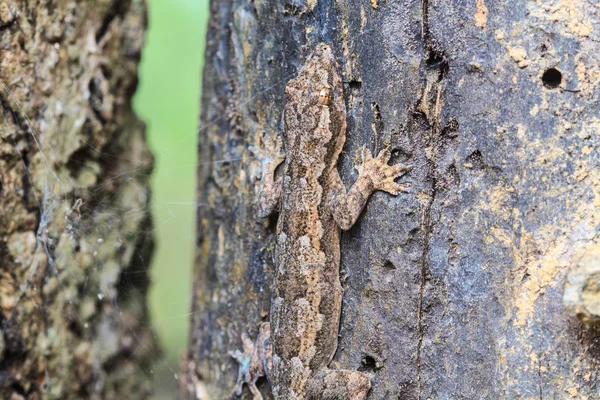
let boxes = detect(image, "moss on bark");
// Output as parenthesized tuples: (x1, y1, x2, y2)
(0, 1, 158, 399)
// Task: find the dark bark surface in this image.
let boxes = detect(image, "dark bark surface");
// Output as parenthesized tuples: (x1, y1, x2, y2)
(187, 0, 600, 398)
(0, 1, 157, 399)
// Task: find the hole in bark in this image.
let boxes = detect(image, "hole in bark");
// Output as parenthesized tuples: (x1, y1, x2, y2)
(348, 80, 362, 91)
(382, 260, 397, 271)
(465, 150, 485, 170)
(67, 147, 94, 178)
(442, 117, 460, 138)
(542, 68, 562, 89)
(10, 380, 27, 397)
(256, 376, 269, 392)
(283, 2, 294, 14)
(101, 65, 113, 80)
(361, 355, 378, 371)
(267, 211, 279, 231)
(425, 51, 449, 80)
(67, 312, 84, 339)
(390, 147, 411, 165)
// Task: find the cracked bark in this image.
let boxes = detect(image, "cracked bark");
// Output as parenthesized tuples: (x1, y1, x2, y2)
(187, 0, 600, 398)
(0, 1, 157, 399)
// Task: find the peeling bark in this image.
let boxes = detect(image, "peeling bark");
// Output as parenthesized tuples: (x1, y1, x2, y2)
(187, 0, 600, 398)
(0, 1, 157, 399)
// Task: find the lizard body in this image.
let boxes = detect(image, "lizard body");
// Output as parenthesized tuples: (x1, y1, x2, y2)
(232, 43, 411, 400)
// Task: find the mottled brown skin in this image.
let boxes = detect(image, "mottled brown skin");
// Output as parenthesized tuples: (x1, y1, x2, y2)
(232, 43, 411, 399)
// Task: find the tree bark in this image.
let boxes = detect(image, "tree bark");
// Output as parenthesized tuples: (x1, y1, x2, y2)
(187, 0, 600, 398)
(0, 1, 157, 399)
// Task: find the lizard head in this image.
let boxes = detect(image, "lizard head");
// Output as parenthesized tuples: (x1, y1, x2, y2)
(283, 43, 346, 163)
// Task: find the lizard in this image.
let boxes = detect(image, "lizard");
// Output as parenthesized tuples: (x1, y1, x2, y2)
(231, 43, 412, 400)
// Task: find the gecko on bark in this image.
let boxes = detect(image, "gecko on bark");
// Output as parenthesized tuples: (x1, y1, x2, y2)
(231, 43, 411, 400)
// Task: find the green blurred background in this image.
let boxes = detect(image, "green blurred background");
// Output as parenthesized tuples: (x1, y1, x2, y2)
(134, 0, 208, 398)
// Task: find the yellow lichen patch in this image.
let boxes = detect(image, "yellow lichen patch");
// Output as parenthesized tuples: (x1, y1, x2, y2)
(573, 54, 600, 99)
(495, 29, 504, 41)
(529, 104, 539, 116)
(533, 143, 566, 166)
(475, 181, 514, 225)
(507, 46, 530, 68)
(582, 145, 592, 155)
(518, 217, 592, 324)
(529, 352, 538, 363)
(489, 226, 513, 247)
(514, 153, 600, 328)
(371, 0, 377, 9)
(474, 0, 488, 29)
(530, 0, 593, 38)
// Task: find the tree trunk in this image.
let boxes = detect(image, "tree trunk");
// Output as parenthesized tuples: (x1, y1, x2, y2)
(0, 1, 157, 399)
(186, 0, 600, 398)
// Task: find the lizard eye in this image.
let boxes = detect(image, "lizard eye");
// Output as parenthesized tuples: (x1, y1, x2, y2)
(318, 86, 333, 106)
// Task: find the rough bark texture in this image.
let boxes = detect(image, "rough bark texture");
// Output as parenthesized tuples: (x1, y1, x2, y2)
(0, 1, 157, 399)
(187, 0, 600, 398)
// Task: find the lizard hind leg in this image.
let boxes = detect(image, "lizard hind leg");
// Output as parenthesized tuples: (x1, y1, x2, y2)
(229, 323, 272, 400)
(306, 369, 371, 400)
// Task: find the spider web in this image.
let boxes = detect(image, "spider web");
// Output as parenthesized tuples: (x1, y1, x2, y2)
(0, 75, 170, 397)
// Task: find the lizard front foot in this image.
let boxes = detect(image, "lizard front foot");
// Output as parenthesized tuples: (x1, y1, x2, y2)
(250, 133, 286, 218)
(250, 133, 285, 179)
(355, 146, 412, 195)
